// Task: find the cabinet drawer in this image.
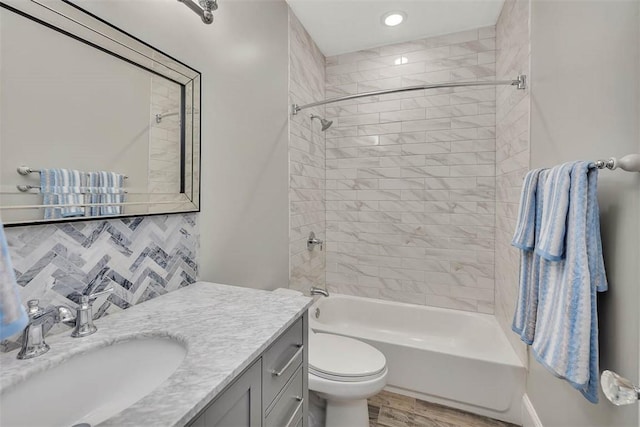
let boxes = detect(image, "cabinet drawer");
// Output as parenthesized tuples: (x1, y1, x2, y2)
(262, 317, 303, 408)
(265, 367, 304, 427)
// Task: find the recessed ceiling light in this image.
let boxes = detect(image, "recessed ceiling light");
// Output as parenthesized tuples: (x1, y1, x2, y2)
(382, 11, 406, 27)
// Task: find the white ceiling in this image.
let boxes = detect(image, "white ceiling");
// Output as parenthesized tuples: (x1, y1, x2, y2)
(286, 0, 505, 56)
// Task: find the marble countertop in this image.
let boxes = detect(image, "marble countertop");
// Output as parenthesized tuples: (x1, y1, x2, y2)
(0, 282, 312, 426)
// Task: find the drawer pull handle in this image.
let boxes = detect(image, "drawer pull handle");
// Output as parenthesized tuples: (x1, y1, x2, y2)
(284, 396, 304, 427)
(271, 345, 303, 377)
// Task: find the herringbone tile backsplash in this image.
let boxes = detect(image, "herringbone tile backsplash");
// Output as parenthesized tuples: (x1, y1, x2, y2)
(2, 213, 198, 351)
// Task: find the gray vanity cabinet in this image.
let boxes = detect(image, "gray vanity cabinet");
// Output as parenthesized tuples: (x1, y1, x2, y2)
(187, 314, 308, 427)
(189, 360, 262, 427)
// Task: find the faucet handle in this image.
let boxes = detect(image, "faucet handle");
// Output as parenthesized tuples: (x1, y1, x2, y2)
(25, 300, 54, 322)
(80, 287, 114, 304)
(90, 287, 114, 299)
(26, 300, 41, 316)
(307, 232, 324, 251)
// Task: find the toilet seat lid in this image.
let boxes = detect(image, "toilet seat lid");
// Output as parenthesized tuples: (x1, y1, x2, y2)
(309, 332, 386, 380)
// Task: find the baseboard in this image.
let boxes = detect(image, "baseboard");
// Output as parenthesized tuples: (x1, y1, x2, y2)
(521, 394, 543, 427)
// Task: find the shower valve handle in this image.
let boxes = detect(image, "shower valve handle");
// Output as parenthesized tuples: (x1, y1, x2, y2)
(307, 232, 323, 251)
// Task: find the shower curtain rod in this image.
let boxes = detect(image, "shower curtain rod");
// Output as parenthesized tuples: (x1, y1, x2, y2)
(291, 74, 526, 115)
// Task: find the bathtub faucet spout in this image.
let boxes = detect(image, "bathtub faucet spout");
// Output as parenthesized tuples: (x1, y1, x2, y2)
(310, 287, 329, 297)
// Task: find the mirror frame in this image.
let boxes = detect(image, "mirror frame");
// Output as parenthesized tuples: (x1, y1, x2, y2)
(0, 0, 201, 226)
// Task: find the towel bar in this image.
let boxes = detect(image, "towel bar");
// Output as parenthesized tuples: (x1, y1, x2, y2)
(593, 154, 640, 173)
(16, 166, 128, 179)
(16, 185, 128, 194)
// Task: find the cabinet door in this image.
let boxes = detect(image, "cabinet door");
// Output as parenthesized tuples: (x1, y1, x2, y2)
(189, 360, 262, 427)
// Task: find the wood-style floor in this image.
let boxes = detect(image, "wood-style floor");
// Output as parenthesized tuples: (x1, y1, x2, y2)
(367, 391, 519, 427)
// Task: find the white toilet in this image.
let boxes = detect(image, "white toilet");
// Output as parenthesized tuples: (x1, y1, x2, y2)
(273, 288, 388, 427)
(308, 330, 388, 427)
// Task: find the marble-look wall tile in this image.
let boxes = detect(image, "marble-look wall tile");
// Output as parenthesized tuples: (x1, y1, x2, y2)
(149, 75, 181, 196)
(325, 28, 497, 313)
(495, 0, 530, 365)
(288, 9, 326, 294)
(1, 213, 198, 351)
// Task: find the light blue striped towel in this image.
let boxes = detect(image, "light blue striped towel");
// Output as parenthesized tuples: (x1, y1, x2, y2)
(511, 168, 547, 344)
(0, 219, 27, 340)
(98, 171, 125, 189)
(99, 193, 125, 216)
(97, 171, 125, 216)
(531, 161, 607, 403)
(40, 169, 85, 219)
(85, 171, 125, 216)
(535, 162, 574, 260)
(87, 172, 101, 217)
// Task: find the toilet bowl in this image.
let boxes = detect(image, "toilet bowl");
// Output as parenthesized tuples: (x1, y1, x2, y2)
(272, 288, 387, 427)
(309, 331, 387, 427)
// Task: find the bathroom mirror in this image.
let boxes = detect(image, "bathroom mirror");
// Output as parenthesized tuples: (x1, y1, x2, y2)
(0, 0, 201, 225)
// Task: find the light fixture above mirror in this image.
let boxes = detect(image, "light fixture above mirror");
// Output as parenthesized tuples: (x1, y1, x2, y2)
(178, 0, 218, 24)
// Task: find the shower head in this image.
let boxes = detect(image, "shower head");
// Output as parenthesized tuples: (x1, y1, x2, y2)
(310, 114, 333, 131)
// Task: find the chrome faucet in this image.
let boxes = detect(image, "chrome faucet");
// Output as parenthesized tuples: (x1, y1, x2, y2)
(17, 300, 75, 360)
(16, 287, 114, 359)
(71, 287, 114, 338)
(310, 287, 329, 297)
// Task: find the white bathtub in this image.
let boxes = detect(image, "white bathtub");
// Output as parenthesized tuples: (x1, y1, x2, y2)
(309, 294, 525, 425)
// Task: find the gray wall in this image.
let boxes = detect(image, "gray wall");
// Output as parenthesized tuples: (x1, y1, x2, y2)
(80, 0, 291, 290)
(529, 1, 640, 425)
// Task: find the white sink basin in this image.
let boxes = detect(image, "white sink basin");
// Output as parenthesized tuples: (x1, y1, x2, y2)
(0, 337, 187, 427)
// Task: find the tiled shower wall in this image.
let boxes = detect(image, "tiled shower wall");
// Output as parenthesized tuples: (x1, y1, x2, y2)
(495, 0, 531, 363)
(288, 10, 326, 294)
(147, 75, 198, 214)
(324, 29, 497, 312)
(1, 214, 198, 351)
(149, 75, 181, 196)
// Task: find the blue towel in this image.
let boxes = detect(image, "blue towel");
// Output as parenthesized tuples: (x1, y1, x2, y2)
(0, 219, 28, 340)
(40, 169, 85, 219)
(86, 171, 125, 216)
(519, 161, 607, 403)
(511, 168, 547, 344)
(97, 171, 125, 216)
(86, 172, 101, 217)
(535, 162, 574, 260)
(98, 171, 125, 189)
(99, 193, 125, 216)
